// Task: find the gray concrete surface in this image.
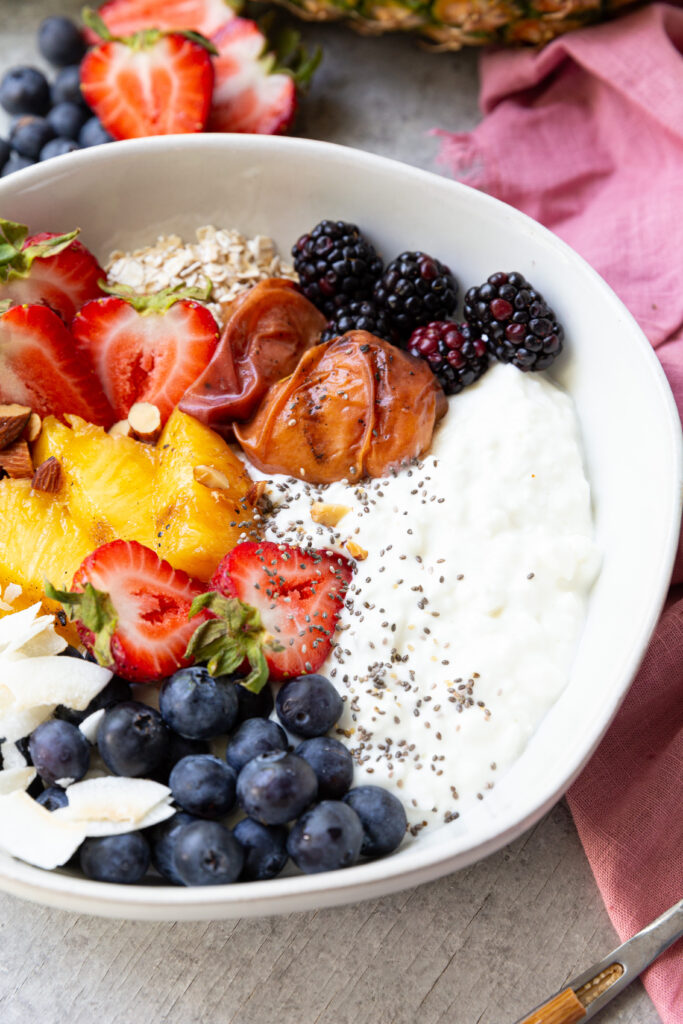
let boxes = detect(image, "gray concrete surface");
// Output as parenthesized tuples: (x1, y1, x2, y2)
(0, 2, 660, 1022)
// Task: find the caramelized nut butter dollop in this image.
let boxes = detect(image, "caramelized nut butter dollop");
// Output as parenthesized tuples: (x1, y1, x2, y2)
(179, 279, 326, 437)
(234, 331, 447, 484)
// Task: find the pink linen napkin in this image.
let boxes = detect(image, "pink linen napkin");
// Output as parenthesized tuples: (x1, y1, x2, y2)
(435, 6, 683, 1021)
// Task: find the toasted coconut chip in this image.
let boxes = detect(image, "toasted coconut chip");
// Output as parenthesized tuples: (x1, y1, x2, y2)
(0, 767, 36, 795)
(0, 657, 112, 714)
(53, 776, 172, 828)
(79, 709, 105, 745)
(0, 791, 86, 869)
(0, 603, 67, 660)
(0, 705, 57, 743)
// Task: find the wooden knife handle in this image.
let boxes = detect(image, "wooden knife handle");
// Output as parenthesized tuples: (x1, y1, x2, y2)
(517, 987, 586, 1024)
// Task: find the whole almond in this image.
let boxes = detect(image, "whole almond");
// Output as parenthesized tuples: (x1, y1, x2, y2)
(32, 456, 62, 493)
(0, 404, 31, 450)
(0, 440, 33, 479)
(128, 402, 162, 443)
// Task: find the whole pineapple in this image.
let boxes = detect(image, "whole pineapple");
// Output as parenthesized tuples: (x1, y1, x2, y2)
(269, 0, 641, 48)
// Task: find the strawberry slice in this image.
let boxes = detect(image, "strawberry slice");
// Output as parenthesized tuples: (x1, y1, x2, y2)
(46, 540, 209, 684)
(208, 20, 320, 135)
(72, 285, 219, 422)
(204, 541, 353, 681)
(0, 219, 105, 322)
(80, 13, 215, 140)
(87, 0, 236, 42)
(0, 303, 114, 425)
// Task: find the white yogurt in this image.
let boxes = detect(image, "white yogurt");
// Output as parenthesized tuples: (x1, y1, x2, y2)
(248, 364, 600, 830)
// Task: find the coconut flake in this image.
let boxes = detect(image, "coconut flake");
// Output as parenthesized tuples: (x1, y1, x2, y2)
(75, 800, 175, 837)
(0, 766, 36, 795)
(79, 709, 105, 745)
(53, 776, 172, 830)
(0, 705, 57, 743)
(0, 739, 27, 770)
(0, 603, 66, 660)
(0, 657, 112, 714)
(0, 791, 86, 869)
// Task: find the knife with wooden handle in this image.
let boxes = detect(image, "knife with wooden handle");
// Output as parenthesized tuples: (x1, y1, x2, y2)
(516, 898, 683, 1023)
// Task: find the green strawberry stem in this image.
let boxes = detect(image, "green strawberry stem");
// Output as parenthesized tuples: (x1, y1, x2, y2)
(0, 219, 80, 284)
(185, 592, 282, 693)
(98, 278, 214, 314)
(82, 7, 218, 55)
(44, 580, 117, 669)
(270, 28, 322, 90)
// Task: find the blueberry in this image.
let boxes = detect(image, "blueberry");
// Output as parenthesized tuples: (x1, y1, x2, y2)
(47, 102, 89, 141)
(172, 820, 244, 886)
(97, 701, 169, 777)
(14, 735, 32, 765)
(58, 644, 84, 659)
(0, 138, 10, 173)
(169, 755, 237, 820)
(40, 138, 80, 160)
(36, 786, 68, 812)
(28, 719, 90, 786)
(225, 718, 288, 774)
(80, 832, 150, 884)
(343, 786, 407, 857)
(275, 674, 343, 738)
(295, 737, 354, 799)
(55, 673, 132, 726)
(159, 666, 239, 741)
(0, 67, 51, 116)
(37, 17, 87, 68)
(237, 751, 317, 826)
(165, 732, 210, 774)
(79, 116, 113, 148)
(233, 818, 288, 881)
(1, 152, 34, 177)
(10, 116, 55, 159)
(151, 812, 198, 884)
(235, 681, 274, 723)
(287, 801, 363, 874)
(51, 65, 88, 109)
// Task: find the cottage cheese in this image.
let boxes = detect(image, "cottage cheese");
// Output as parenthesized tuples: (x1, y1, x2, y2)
(248, 363, 600, 830)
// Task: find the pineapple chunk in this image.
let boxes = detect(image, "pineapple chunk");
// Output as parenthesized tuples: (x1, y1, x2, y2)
(155, 410, 253, 579)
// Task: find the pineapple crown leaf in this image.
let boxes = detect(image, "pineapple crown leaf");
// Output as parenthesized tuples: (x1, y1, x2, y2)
(0, 219, 79, 284)
(44, 580, 117, 669)
(98, 277, 214, 314)
(82, 7, 218, 54)
(185, 591, 280, 693)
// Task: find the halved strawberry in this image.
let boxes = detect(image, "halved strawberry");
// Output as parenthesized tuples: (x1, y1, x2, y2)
(72, 286, 219, 422)
(207, 541, 352, 680)
(46, 540, 209, 684)
(80, 14, 215, 140)
(0, 219, 105, 322)
(0, 303, 114, 425)
(86, 0, 236, 42)
(208, 20, 320, 135)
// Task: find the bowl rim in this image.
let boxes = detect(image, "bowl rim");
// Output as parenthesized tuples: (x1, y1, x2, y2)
(0, 133, 680, 919)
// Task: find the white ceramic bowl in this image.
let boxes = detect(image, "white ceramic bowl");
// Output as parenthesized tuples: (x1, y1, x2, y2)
(0, 136, 680, 920)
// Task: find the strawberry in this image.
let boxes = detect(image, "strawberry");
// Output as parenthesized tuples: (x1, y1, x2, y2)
(72, 284, 219, 422)
(80, 11, 216, 140)
(208, 20, 321, 135)
(0, 302, 114, 425)
(86, 0, 236, 42)
(197, 541, 353, 682)
(0, 219, 105, 322)
(46, 540, 209, 684)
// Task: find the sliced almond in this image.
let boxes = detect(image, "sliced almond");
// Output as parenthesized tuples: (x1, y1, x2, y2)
(346, 540, 368, 561)
(194, 464, 232, 492)
(128, 402, 162, 443)
(247, 480, 267, 505)
(0, 404, 31, 450)
(0, 440, 33, 479)
(24, 412, 42, 443)
(108, 419, 132, 439)
(311, 502, 351, 528)
(31, 456, 62, 493)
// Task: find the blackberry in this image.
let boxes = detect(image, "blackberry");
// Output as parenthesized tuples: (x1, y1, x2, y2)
(321, 299, 396, 344)
(464, 272, 564, 371)
(292, 220, 383, 317)
(408, 321, 488, 395)
(374, 251, 457, 339)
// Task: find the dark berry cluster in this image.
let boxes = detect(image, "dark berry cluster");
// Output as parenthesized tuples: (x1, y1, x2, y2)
(292, 220, 383, 318)
(408, 321, 488, 395)
(0, 17, 112, 178)
(374, 251, 458, 339)
(321, 298, 396, 344)
(464, 271, 564, 371)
